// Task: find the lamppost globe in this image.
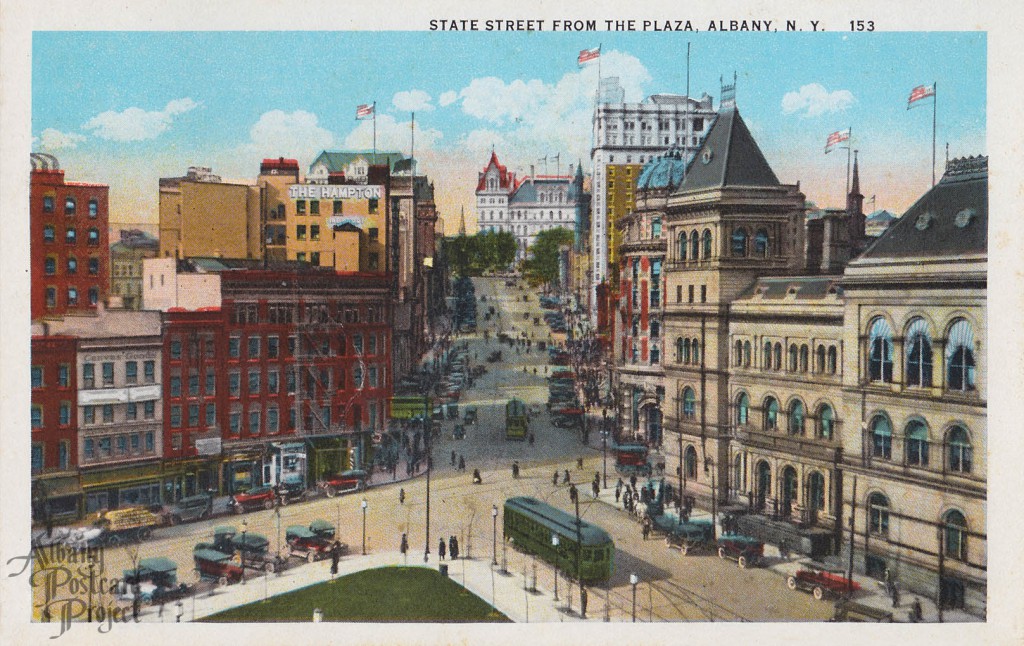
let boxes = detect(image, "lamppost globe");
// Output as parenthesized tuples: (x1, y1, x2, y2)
(491, 504, 499, 566)
(630, 573, 639, 622)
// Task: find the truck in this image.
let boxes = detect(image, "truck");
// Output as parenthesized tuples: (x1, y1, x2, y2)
(89, 506, 161, 545)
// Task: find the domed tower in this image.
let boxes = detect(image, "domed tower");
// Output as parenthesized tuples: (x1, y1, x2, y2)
(613, 148, 689, 446)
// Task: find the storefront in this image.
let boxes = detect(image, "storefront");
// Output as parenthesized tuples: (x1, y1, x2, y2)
(265, 442, 307, 487)
(161, 453, 221, 502)
(222, 446, 266, 494)
(80, 462, 163, 513)
(32, 475, 84, 522)
(309, 436, 351, 481)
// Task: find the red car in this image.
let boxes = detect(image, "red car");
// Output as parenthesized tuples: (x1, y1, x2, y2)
(318, 470, 367, 498)
(285, 526, 338, 563)
(787, 566, 861, 600)
(229, 485, 276, 513)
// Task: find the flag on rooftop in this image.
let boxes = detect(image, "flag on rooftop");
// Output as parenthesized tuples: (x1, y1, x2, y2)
(578, 47, 600, 65)
(907, 84, 935, 109)
(825, 128, 851, 154)
(356, 103, 375, 119)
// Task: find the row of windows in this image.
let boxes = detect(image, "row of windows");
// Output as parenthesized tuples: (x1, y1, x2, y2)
(31, 441, 70, 473)
(44, 286, 100, 309)
(866, 494, 972, 561)
(31, 402, 73, 428)
(868, 316, 977, 391)
(43, 255, 102, 276)
(294, 199, 377, 215)
(867, 415, 974, 474)
(169, 402, 217, 429)
(41, 225, 102, 245)
(732, 392, 838, 440)
(31, 364, 71, 389)
(41, 195, 100, 217)
(227, 302, 384, 325)
(82, 401, 157, 425)
(673, 284, 708, 304)
(600, 117, 705, 132)
(82, 432, 156, 462)
(733, 340, 840, 375)
(82, 360, 156, 388)
(218, 333, 384, 361)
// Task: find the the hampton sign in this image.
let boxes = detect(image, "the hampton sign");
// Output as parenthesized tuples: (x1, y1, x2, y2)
(288, 184, 382, 200)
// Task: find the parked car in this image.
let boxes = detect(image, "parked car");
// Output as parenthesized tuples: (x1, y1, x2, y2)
(453, 425, 466, 440)
(463, 406, 478, 425)
(87, 506, 161, 545)
(160, 494, 212, 526)
(309, 519, 337, 541)
(716, 534, 765, 568)
(229, 485, 276, 513)
(787, 565, 861, 600)
(275, 478, 308, 505)
(192, 547, 243, 586)
(664, 519, 715, 555)
(285, 525, 335, 563)
(117, 557, 191, 604)
(318, 470, 368, 497)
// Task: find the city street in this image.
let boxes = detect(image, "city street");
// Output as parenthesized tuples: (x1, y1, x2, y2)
(66, 276, 832, 623)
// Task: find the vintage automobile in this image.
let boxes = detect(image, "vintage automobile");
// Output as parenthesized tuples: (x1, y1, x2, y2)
(117, 557, 191, 604)
(192, 547, 243, 586)
(275, 476, 308, 505)
(318, 470, 368, 497)
(285, 525, 335, 563)
(551, 408, 584, 428)
(452, 425, 466, 440)
(229, 485, 276, 513)
(309, 519, 337, 541)
(160, 493, 212, 526)
(664, 519, 715, 555)
(446, 402, 460, 419)
(787, 565, 862, 600)
(212, 526, 284, 573)
(463, 406, 478, 425)
(716, 534, 765, 568)
(830, 599, 894, 622)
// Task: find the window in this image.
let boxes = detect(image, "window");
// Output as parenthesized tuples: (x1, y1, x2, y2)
(369, 366, 379, 388)
(102, 362, 114, 386)
(774, 343, 783, 371)
(268, 336, 279, 358)
(229, 372, 240, 397)
(88, 199, 98, 217)
(333, 200, 343, 215)
(369, 198, 379, 214)
(947, 427, 972, 473)
(905, 318, 933, 387)
(296, 225, 307, 241)
(700, 285, 706, 303)
(130, 434, 140, 453)
(44, 257, 56, 275)
(763, 397, 779, 430)
(816, 345, 826, 373)
(66, 228, 77, 244)
(818, 404, 835, 439)
(296, 200, 306, 215)
(731, 227, 748, 256)
(650, 344, 660, 364)
(691, 339, 700, 364)
(353, 364, 364, 388)
(205, 370, 216, 394)
(205, 402, 216, 426)
(868, 493, 890, 535)
(229, 409, 241, 434)
(126, 361, 138, 384)
(169, 375, 181, 397)
(32, 365, 44, 388)
(677, 232, 687, 260)
(188, 373, 199, 396)
(84, 405, 95, 424)
(57, 364, 69, 387)
(943, 510, 968, 560)
(743, 341, 751, 367)
(905, 420, 929, 466)
(368, 227, 379, 241)
(369, 253, 379, 270)
(88, 228, 100, 245)
(126, 402, 137, 421)
(84, 438, 95, 460)
(171, 434, 182, 451)
(67, 287, 78, 306)
(88, 287, 99, 306)
(65, 197, 76, 215)
(690, 231, 699, 260)
(43, 225, 56, 242)
(827, 347, 838, 374)
(248, 370, 261, 394)
(144, 401, 155, 419)
(311, 225, 320, 241)
(870, 415, 892, 459)
(102, 404, 114, 423)
(702, 229, 712, 259)
(310, 200, 320, 215)
(145, 432, 154, 452)
(249, 408, 261, 434)
(788, 400, 805, 435)
(89, 257, 99, 275)
(46, 287, 56, 308)
(98, 437, 111, 457)
(734, 340, 743, 366)
(188, 403, 200, 427)
(736, 392, 750, 425)
(946, 319, 976, 391)
(684, 446, 698, 479)
(44, 195, 55, 213)
(688, 285, 694, 303)
(248, 336, 260, 358)
(268, 407, 279, 433)
(31, 406, 43, 429)
(144, 360, 155, 383)
(652, 218, 662, 239)
(170, 338, 182, 360)
(32, 444, 44, 473)
(228, 337, 240, 359)
(268, 370, 279, 394)
(368, 335, 378, 355)
(170, 405, 182, 428)
(755, 229, 769, 257)
(868, 317, 894, 382)
(353, 335, 364, 355)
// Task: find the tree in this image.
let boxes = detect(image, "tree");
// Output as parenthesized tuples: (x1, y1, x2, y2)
(523, 227, 574, 286)
(442, 231, 517, 277)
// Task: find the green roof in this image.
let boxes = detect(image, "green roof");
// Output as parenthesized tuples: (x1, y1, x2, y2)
(138, 556, 178, 573)
(310, 150, 406, 174)
(505, 497, 613, 546)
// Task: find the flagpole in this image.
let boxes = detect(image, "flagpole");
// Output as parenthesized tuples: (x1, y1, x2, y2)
(932, 82, 937, 187)
(685, 41, 690, 169)
(372, 101, 377, 164)
(846, 126, 853, 197)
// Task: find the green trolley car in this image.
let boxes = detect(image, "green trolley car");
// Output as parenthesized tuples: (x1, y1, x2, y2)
(505, 398, 529, 441)
(503, 496, 614, 583)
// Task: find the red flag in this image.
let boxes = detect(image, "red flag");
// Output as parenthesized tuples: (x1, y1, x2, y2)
(825, 128, 850, 154)
(907, 84, 935, 109)
(356, 103, 374, 119)
(578, 47, 600, 65)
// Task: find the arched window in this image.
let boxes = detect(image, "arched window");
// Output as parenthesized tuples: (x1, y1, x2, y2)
(947, 426, 972, 473)
(818, 404, 835, 440)
(734, 340, 743, 366)
(690, 231, 699, 260)
(788, 400, 805, 435)
(682, 338, 691, 363)
(827, 346, 838, 374)
(943, 510, 968, 560)
(763, 341, 772, 370)
(905, 419, 929, 466)
(691, 339, 700, 364)
(870, 415, 892, 459)
(682, 387, 696, 419)
(800, 345, 809, 372)
(868, 492, 890, 535)
(816, 345, 826, 373)
(868, 317, 894, 382)
(736, 392, 750, 426)
(743, 341, 751, 367)
(731, 227, 748, 256)
(906, 318, 933, 387)
(946, 319, 976, 391)
(755, 229, 769, 257)
(684, 446, 698, 479)
(763, 397, 779, 430)
(678, 231, 687, 261)
(773, 343, 783, 371)
(788, 344, 799, 372)
(702, 229, 712, 259)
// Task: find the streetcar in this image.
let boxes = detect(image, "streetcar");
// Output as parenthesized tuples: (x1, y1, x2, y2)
(503, 496, 614, 583)
(505, 398, 528, 441)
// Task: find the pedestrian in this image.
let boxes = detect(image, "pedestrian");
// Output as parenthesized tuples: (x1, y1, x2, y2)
(642, 518, 651, 541)
(564, 469, 571, 484)
(594, 471, 600, 484)
(132, 589, 141, 621)
(580, 586, 588, 618)
(449, 535, 459, 560)
(459, 455, 465, 471)
(439, 538, 447, 560)
(529, 433, 535, 446)
(569, 484, 578, 502)
(891, 582, 901, 608)
(400, 533, 409, 556)
(553, 470, 559, 486)
(577, 457, 584, 470)
(630, 475, 637, 489)
(615, 487, 621, 504)
(158, 602, 164, 621)
(911, 597, 923, 622)
(451, 450, 456, 466)
(592, 481, 600, 499)
(399, 488, 405, 504)
(617, 477, 624, 491)
(884, 568, 893, 595)
(330, 542, 340, 576)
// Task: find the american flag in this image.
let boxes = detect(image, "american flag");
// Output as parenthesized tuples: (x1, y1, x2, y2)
(356, 103, 374, 119)
(824, 128, 851, 154)
(907, 84, 935, 109)
(578, 47, 600, 65)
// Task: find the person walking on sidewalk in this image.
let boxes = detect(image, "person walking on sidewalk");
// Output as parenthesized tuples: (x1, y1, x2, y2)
(449, 535, 459, 560)
(399, 488, 405, 504)
(451, 450, 456, 466)
(642, 517, 652, 541)
(458, 455, 466, 471)
(592, 480, 600, 499)
(580, 586, 588, 619)
(330, 541, 341, 576)
(615, 486, 621, 504)
(563, 469, 571, 485)
(553, 470, 559, 486)
(438, 538, 447, 560)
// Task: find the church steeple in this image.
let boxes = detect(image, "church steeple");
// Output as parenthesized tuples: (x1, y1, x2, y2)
(846, 150, 865, 239)
(459, 205, 467, 236)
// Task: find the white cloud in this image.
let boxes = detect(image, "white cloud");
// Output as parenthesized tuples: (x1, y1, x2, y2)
(82, 98, 198, 141)
(38, 128, 86, 150)
(392, 90, 434, 112)
(342, 113, 442, 152)
(781, 83, 855, 117)
(248, 110, 334, 154)
(439, 90, 458, 107)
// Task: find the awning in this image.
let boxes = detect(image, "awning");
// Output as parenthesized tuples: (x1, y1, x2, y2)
(36, 475, 83, 498)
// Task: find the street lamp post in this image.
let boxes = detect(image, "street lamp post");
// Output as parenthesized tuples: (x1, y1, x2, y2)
(551, 533, 560, 602)
(491, 505, 498, 566)
(241, 519, 248, 585)
(602, 408, 608, 488)
(424, 396, 431, 563)
(175, 599, 184, 623)
(361, 499, 368, 555)
(630, 572, 639, 622)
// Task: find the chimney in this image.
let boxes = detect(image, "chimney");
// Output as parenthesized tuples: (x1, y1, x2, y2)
(530, 165, 535, 181)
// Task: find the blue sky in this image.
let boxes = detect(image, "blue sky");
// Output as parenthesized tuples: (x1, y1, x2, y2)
(33, 31, 985, 231)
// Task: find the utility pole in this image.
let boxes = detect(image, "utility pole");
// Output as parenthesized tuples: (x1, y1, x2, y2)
(847, 476, 857, 596)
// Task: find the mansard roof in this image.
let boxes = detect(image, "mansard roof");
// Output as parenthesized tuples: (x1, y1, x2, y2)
(675, 108, 780, 193)
(476, 151, 516, 192)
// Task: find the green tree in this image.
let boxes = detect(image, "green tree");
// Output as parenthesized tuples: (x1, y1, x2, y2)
(523, 227, 574, 286)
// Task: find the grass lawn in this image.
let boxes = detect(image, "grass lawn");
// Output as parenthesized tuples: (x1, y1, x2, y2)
(201, 566, 511, 623)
